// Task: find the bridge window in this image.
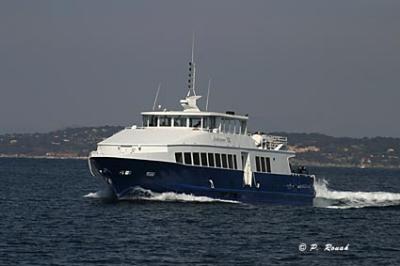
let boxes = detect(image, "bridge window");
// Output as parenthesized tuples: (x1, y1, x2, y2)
(193, 153, 200, 166)
(233, 155, 238, 169)
(189, 117, 202, 128)
(159, 116, 171, 127)
(173, 117, 186, 127)
(148, 116, 158, 127)
(240, 121, 247, 134)
(175, 152, 183, 164)
(184, 152, 192, 165)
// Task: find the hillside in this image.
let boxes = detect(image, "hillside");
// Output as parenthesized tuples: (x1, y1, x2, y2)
(0, 127, 399, 168)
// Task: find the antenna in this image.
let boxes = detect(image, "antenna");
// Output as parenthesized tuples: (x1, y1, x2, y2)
(206, 78, 211, 111)
(187, 33, 197, 97)
(152, 83, 161, 111)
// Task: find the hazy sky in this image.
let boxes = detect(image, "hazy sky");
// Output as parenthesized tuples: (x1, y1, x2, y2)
(1, 0, 399, 137)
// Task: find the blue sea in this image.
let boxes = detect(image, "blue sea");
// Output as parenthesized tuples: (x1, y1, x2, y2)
(1, 158, 400, 265)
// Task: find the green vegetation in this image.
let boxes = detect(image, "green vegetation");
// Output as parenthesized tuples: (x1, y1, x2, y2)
(274, 132, 400, 168)
(0, 126, 123, 158)
(0, 127, 399, 168)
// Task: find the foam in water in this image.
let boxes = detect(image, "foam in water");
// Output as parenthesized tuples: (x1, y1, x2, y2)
(84, 187, 115, 199)
(85, 186, 239, 204)
(314, 178, 400, 209)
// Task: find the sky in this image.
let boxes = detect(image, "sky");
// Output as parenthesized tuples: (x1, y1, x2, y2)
(0, 0, 399, 137)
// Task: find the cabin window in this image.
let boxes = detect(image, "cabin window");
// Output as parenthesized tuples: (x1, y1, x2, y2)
(255, 156, 261, 172)
(173, 117, 186, 127)
(208, 153, 215, 167)
(266, 157, 271, 173)
(142, 116, 148, 127)
(221, 118, 226, 132)
(221, 154, 228, 168)
(184, 152, 192, 165)
(189, 117, 202, 128)
(233, 155, 238, 169)
(159, 116, 171, 127)
(215, 117, 222, 132)
(234, 120, 240, 134)
(203, 117, 209, 129)
(148, 116, 158, 127)
(193, 153, 200, 166)
(175, 152, 183, 164)
(261, 157, 266, 172)
(201, 153, 208, 166)
(215, 153, 222, 168)
(240, 121, 247, 134)
(209, 117, 216, 129)
(228, 154, 233, 169)
(228, 120, 235, 134)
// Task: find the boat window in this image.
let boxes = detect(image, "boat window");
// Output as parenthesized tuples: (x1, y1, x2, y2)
(189, 117, 202, 128)
(184, 152, 192, 165)
(255, 156, 261, 172)
(266, 157, 271, 172)
(142, 116, 149, 127)
(215, 153, 221, 168)
(208, 153, 215, 167)
(234, 120, 240, 134)
(203, 117, 209, 129)
(148, 116, 158, 127)
(215, 117, 222, 131)
(228, 154, 233, 169)
(261, 157, 266, 172)
(159, 116, 171, 127)
(209, 117, 216, 130)
(173, 116, 186, 127)
(233, 155, 238, 169)
(193, 153, 200, 166)
(221, 154, 228, 168)
(228, 120, 235, 134)
(175, 152, 183, 164)
(201, 153, 208, 166)
(240, 120, 247, 134)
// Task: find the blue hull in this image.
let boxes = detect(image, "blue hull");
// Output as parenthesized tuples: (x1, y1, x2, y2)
(90, 157, 315, 205)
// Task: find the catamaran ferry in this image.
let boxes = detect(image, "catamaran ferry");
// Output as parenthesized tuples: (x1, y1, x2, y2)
(88, 47, 316, 205)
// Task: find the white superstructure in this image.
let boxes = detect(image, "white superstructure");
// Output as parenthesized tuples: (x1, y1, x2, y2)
(91, 94, 294, 179)
(90, 40, 297, 189)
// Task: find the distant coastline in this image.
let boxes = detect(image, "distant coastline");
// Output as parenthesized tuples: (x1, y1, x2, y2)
(0, 126, 399, 169)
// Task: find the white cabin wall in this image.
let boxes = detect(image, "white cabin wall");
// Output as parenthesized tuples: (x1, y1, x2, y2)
(93, 127, 294, 175)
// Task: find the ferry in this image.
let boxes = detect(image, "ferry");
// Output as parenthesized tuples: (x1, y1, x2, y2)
(88, 45, 316, 205)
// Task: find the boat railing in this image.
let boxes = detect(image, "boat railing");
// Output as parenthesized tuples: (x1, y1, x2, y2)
(266, 135, 288, 150)
(252, 133, 288, 150)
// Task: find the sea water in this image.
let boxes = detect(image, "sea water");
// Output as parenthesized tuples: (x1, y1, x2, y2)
(1, 158, 400, 265)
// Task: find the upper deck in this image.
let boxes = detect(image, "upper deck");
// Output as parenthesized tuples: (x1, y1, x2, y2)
(141, 110, 248, 135)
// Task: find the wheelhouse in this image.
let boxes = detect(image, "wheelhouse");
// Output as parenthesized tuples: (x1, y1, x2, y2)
(141, 111, 248, 134)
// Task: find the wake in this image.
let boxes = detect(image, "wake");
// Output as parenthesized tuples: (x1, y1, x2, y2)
(84, 186, 240, 204)
(314, 178, 400, 209)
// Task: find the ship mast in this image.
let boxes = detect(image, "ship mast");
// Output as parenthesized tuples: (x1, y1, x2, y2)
(187, 34, 196, 97)
(180, 34, 202, 112)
